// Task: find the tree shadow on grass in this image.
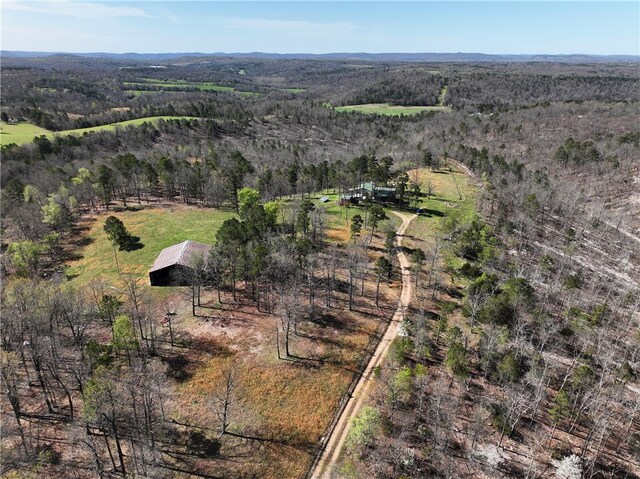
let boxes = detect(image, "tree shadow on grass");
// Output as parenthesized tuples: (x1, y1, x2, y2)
(224, 429, 316, 453)
(308, 312, 348, 330)
(162, 353, 194, 382)
(421, 208, 445, 217)
(120, 235, 144, 252)
(188, 430, 221, 458)
(442, 285, 464, 299)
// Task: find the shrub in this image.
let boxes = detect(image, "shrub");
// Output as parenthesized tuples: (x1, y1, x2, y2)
(489, 403, 511, 436)
(478, 293, 516, 327)
(564, 271, 583, 290)
(445, 341, 470, 380)
(550, 390, 571, 423)
(346, 406, 382, 452)
(497, 351, 525, 383)
(7, 240, 43, 277)
(391, 366, 414, 406)
(459, 261, 482, 279)
(390, 336, 412, 365)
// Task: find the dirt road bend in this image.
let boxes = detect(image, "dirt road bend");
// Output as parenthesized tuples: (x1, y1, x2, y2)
(310, 211, 417, 479)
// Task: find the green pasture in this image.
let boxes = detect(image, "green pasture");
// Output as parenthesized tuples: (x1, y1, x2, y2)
(124, 81, 235, 92)
(123, 79, 258, 96)
(65, 207, 235, 288)
(437, 86, 448, 106)
(1, 116, 199, 146)
(335, 103, 452, 116)
(404, 167, 475, 249)
(0, 122, 53, 146)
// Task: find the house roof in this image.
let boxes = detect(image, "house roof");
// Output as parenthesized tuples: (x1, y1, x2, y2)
(149, 240, 211, 273)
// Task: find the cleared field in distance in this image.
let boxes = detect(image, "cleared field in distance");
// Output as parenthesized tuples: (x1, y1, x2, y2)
(0, 122, 53, 145)
(123, 79, 259, 96)
(125, 79, 303, 95)
(437, 85, 448, 105)
(0, 116, 198, 146)
(124, 80, 235, 92)
(335, 103, 452, 115)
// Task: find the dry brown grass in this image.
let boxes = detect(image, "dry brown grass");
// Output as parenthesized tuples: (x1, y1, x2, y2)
(163, 240, 393, 478)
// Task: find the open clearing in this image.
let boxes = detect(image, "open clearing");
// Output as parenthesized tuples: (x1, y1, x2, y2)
(65, 206, 234, 288)
(0, 116, 198, 146)
(50, 169, 467, 479)
(60, 171, 466, 478)
(0, 122, 53, 145)
(123, 79, 258, 96)
(403, 166, 475, 251)
(129, 78, 303, 94)
(335, 103, 452, 115)
(437, 85, 448, 105)
(124, 80, 235, 92)
(281, 88, 306, 93)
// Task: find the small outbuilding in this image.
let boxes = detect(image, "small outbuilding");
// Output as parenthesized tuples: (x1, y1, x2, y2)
(149, 240, 211, 286)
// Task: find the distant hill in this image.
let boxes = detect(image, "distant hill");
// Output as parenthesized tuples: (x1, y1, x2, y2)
(2, 50, 638, 63)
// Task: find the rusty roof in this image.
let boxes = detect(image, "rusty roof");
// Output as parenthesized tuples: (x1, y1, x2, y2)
(149, 240, 211, 273)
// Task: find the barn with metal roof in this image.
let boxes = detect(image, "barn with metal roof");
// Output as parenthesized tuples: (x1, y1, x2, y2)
(148, 240, 211, 286)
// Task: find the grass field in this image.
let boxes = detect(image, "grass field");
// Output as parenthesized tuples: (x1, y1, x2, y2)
(404, 166, 475, 251)
(123, 79, 258, 96)
(124, 90, 154, 96)
(0, 122, 53, 145)
(176, 307, 382, 478)
(64, 169, 469, 288)
(63, 195, 399, 287)
(335, 103, 452, 116)
(437, 85, 448, 105)
(281, 88, 306, 94)
(124, 80, 235, 92)
(65, 206, 235, 287)
(0, 116, 198, 146)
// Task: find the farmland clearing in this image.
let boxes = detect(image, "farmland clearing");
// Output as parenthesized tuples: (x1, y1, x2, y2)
(0, 121, 52, 145)
(335, 103, 451, 115)
(0, 116, 198, 146)
(123, 79, 259, 96)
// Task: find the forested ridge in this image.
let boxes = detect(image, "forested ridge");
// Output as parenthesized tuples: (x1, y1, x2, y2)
(1, 55, 639, 479)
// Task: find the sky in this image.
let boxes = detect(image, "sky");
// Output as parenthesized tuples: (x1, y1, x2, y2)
(1, 1, 639, 55)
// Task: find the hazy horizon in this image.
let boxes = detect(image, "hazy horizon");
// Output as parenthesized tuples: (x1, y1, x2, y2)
(3, 50, 639, 57)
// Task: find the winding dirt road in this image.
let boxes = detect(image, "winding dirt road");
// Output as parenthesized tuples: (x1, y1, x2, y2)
(310, 211, 417, 479)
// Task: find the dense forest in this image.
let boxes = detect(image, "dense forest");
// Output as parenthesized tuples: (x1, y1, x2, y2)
(1, 55, 639, 479)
